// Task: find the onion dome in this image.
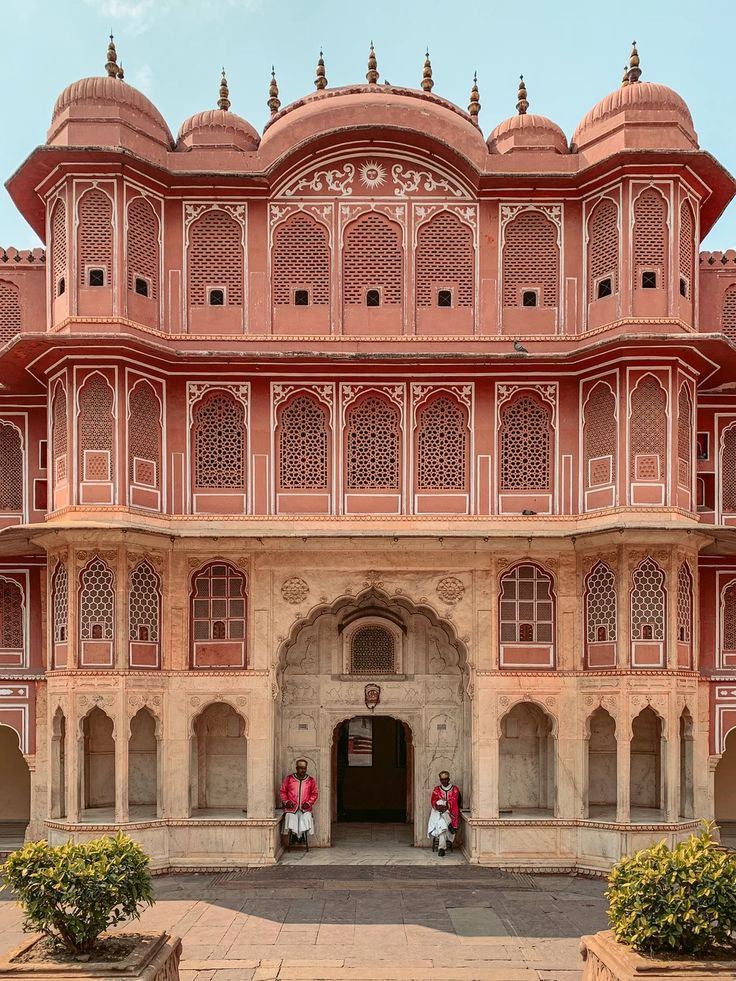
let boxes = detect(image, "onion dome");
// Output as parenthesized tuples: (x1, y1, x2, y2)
(487, 76, 568, 154)
(572, 44, 697, 153)
(177, 69, 260, 151)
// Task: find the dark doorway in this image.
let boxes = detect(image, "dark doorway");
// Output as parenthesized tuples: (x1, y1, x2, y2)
(333, 716, 411, 822)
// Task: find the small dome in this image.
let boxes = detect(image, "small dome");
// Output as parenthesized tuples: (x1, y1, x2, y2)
(487, 113, 568, 155)
(177, 109, 260, 151)
(573, 81, 696, 150)
(48, 75, 173, 147)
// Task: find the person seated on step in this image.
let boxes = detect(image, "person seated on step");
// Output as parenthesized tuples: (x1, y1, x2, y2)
(427, 770, 460, 857)
(279, 758, 319, 850)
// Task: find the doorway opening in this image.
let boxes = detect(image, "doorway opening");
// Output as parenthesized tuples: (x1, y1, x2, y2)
(0, 724, 30, 851)
(332, 716, 413, 823)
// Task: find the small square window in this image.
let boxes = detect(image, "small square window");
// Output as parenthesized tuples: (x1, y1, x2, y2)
(437, 289, 453, 307)
(680, 277, 688, 298)
(522, 290, 538, 307)
(294, 289, 310, 306)
(135, 277, 149, 297)
(208, 288, 225, 306)
(641, 271, 657, 289)
(57, 277, 65, 297)
(366, 289, 381, 307)
(597, 277, 612, 299)
(88, 269, 105, 287)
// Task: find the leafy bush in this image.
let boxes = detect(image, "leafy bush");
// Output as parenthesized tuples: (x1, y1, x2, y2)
(1, 832, 154, 955)
(606, 823, 736, 956)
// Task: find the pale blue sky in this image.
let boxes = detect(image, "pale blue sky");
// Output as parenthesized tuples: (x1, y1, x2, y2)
(1, 0, 734, 249)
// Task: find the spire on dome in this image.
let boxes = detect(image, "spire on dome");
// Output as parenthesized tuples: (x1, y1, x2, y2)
(627, 41, 642, 83)
(468, 71, 480, 125)
(366, 41, 379, 84)
(516, 74, 529, 115)
(421, 49, 434, 92)
(117, 62, 124, 81)
(268, 66, 281, 116)
(621, 64, 630, 87)
(315, 49, 327, 90)
(105, 32, 119, 78)
(218, 67, 231, 110)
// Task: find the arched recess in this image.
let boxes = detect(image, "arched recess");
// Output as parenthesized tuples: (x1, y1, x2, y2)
(629, 374, 668, 506)
(586, 197, 619, 327)
(498, 701, 556, 817)
(498, 391, 554, 514)
(343, 392, 402, 514)
(722, 285, 736, 340)
(501, 209, 559, 334)
(583, 381, 617, 510)
(632, 186, 668, 316)
(190, 561, 247, 669)
(677, 384, 693, 499)
(129, 561, 161, 669)
(187, 208, 244, 332)
(498, 562, 556, 669)
(415, 211, 474, 334)
(126, 196, 160, 327)
(630, 706, 665, 819)
(50, 708, 66, 819)
(0, 281, 22, 345)
(51, 560, 69, 669)
(77, 372, 115, 506)
(77, 188, 114, 317)
(678, 199, 695, 304)
(413, 392, 470, 512)
(49, 197, 67, 302)
(719, 422, 736, 519)
(630, 557, 667, 668)
(342, 212, 404, 334)
(271, 212, 330, 334)
(584, 561, 617, 669)
(715, 727, 736, 842)
(50, 381, 69, 510)
(0, 723, 30, 838)
(189, 701, 247, 816)
(676, 563, 693, 669)
(275, 391, 331, 513)
(190, 389, 247, 514)
(127, 379, 163, 511)
(128, 707, 159, 818)
(279, 585, 470, 848)
(0, 575, 25, 667)
(0, 421, 24, 521)
(585, 707, 617, 818)
(78, 556, 115, 668)
(719, 580, 736, 670)
(679, 708, 694, 819)
(81, 706, 115, 820)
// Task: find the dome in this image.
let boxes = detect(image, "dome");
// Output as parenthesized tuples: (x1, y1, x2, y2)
(572, 80, 696, 151)
(487, 113, 568, 155)
(48, 75, 173, 148)
(177, 109, 260, 151)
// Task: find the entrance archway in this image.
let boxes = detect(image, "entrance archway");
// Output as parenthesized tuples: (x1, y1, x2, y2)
(0, 724, 30, 849)
(332, 716, 413, 823)
(716, 728, 736, 848)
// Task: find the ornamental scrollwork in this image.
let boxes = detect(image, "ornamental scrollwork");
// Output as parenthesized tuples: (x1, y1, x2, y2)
(391, 164, 465, 198)
(281, 577, 310, 605)
(282, 164, 355, 198)
(436, 577, 465, 605)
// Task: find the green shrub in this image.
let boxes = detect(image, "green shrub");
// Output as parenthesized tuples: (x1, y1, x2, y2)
(1, 832, 154, 956)
(606, 823, 736, 956)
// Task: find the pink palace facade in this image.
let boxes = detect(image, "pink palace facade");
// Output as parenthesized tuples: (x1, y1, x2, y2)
(2, 40, 736, 870)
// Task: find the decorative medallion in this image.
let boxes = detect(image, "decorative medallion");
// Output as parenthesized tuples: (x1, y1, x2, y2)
(364, 684, 381, 710)
(436, 576, 465, 604)
(359, 161, 387, 189)
(281, 577, 309, 605)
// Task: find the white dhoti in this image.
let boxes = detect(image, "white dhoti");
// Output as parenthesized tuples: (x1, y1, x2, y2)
(283, 809, 314, 836)
(427, 808, 455, 851)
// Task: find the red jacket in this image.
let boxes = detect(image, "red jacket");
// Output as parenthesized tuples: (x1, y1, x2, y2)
(431, 784, 460, 827)
(280, 773, 319, 812)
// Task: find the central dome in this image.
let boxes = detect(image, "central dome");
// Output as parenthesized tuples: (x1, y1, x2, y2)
(488, 113, 568, 155)
(177, 109, 260, 151)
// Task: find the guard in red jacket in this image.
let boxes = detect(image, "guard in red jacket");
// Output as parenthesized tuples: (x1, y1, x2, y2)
(279, 758, 319, 849)
(428, 770, 461, 856)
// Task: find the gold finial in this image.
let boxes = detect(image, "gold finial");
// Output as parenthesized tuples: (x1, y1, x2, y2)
(421, 49, 434, 92)
(621, 64, 630, 87)
(366, 41, 379, 84)
(468, 71, 480, 125)
(268, 66, 281, 116)
(516, 74, 529, 115)
(105, 32, 118, 77)
(627, 40, 641, 83)
(218, 67, 231, 110)
(315, 49, 327, 90)
(117, 61, 124, 81)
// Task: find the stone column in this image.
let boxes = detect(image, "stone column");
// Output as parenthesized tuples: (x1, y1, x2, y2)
(114, 708, 129, 824)
(707, 755, 722, 825)
(664, 708, 679, 822)
(616, 703, 631, 823)
(23, 755, 37, 841)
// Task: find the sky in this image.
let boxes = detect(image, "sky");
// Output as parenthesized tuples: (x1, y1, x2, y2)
(1, 0, 735, 249)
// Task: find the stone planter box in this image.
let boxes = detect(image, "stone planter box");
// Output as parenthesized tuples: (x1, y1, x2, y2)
(0, 932, 181, 980)
(580, 930, 736, 979)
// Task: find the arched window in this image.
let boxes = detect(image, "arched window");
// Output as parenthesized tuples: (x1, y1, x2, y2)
(723, 424, 736, 514)
(499, 394, 552, 492)
(346, 396, 400, 491)
(191, 563, 247, 667)
(126, 197, 159, 299)
(723, 286, 736, 339)
(0, 422, 23, 513)
(272, 214, 329, 307)
(416, 396, 468, 491)
(722, 583, 736, 665)
(350, 625, 396, 674)
(629, 376, 667, 482)
(52, 561, 68, 644)
(78, 189, 113, 287)
(499, 564, 555, 644)
(79, 558, 115, 641)
(679, 201, 695, 299)
(50, 199, 67, 296)
(588, 198, 619, 301)
(415, 213, 474, 309)
(0, 281, 21, 344)
(0, 577, 24, 657)
(678, 385, 693, 488)
(630, 558, 666, 642)
(78, 374, 115, 484)
(503, 211, 559, 308)
(277, 395, 329, 491)
(583, 383, 616, 490)
(343, 214, 402, 306)
(128, 381, 162, 491)
(192, 392, 246, 491)
(188, 210, 243, 306)
(677, 563, 692, 645)
(585, 562, 617, 646)
(633, 189, 667, 290)
(129, 561, 160, 643)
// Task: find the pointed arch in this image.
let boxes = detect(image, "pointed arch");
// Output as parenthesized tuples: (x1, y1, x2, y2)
(192, 390, 246, 493)
(276, 392, 330, 492)
(499, 392, 552, 493)
(587, 197, 619, 300)
(0, 575, 25, 664)
(583, 381, 617, 493)
(129, 560, 161, 669)
(415, 393, 469, 492)
(415, 211, 474, 309)
(77, 372, 115, 491)
(629, 374, 667, 484)
(679, 199, 696, 299)
(272, 212, 330, 307)
(633, 187, 668, 290)
(77, 187, 114, 288)
(78, 556, 115, 668)
(586, 706, 617, 818)
(128, 379, 162, 505)
(190, 561, 247, 669)
(126, 196, 159, 300)
(0, 421, 23, 514)
(342, 212, 403, 307)
(502, 210, 559, 308)
(499, 700, 556, 815)
(499, 562, 556, 668)
(51, 559, 69, 668)
(50, 197, 67, 297)
(677, 383, 693, 489)
(51, 380, 68, 498)
(345, 393, 401, 492)
(0, 281, 22, 344)
(723, 285, 736, 339)
(81, 706, 115, 815)
(630, 557, 667, 668)
(584, 561, 617, 668)
(188, 208, 244, 307)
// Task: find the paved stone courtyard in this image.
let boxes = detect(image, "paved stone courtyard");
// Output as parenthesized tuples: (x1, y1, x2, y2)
(0, 828, 608, 981)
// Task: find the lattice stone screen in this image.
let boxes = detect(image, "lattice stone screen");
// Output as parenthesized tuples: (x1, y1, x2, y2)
(678, 386, 692, 487)
(584, 384, 616, 488)
(630, 558, 666, 641)
(129, 561, 160, 642)
(634, 189, 666, 284)
(0, 423, 23, 511)
(51, 199, 67, 290)
(78, 189, 113, 285)
(723, 425, 736, 512)
(79, 558, 114, 641)
(677, 563, 692, 644)
(343, 214, 402, 305)
(724, 286, 736, 340)
(193, 393, 245, 491)
(629, 377, 667, 480)
(588, 199, 619, 296)
(78, 374, 114, 482)
(346, 396, 400, 490)
(278, 395, 328, 490)
(585, 563, 617, 643)
(52, 384, 68, 484)
(52, 561, 68, 643)
(188, 210, 243, 305)
(0, 282, 21, 344)
(416, 397, 467, 490)
(127, 198, 159, 298)
(0, 578, 23, 651)
(128, 381, 161, 488)
(723, 584, 736, 652)
(503, 211, 558, 307)
(499, 564, 554, 643)
(500, 395, 551, 491)
(415, 213, 473, 308)
(272, 214, 330, 305)
(679, 201, 695, 295)
(350, 625, 395, 674)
